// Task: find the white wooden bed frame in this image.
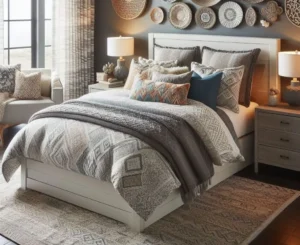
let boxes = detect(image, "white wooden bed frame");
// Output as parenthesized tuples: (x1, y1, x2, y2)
(21, 33, 281, 232)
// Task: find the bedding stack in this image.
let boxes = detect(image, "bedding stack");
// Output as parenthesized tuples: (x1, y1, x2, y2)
(2, 42, 261, 222)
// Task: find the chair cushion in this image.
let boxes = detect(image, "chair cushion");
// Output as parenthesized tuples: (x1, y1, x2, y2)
(0, 64, 21, 93)
(22, 69, 52, 97)
(2, 97, 55, 124)
(14, 71, 42, 100)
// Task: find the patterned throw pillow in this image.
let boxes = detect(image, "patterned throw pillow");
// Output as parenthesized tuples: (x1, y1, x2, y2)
(192, 62, 244, 113)
(201, 46, 261, 107)
(0, 64, 21, 93)
(124, 58, 178, 90)
(152, 71, 193, 84)
(138, 57, 178, 68)
(13, 70, 42, 100)
(142, 65, 190, 80)
(130, 79, 190, 105)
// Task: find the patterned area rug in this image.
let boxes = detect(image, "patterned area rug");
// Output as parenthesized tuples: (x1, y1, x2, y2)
(0, 165, 298, 245)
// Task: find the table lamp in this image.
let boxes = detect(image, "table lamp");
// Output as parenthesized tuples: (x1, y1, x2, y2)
(107, 36, 134, 82)
(279, 51, 300, 106)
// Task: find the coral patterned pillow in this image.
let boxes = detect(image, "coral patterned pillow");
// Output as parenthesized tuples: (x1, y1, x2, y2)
(130, 79, 190, 105)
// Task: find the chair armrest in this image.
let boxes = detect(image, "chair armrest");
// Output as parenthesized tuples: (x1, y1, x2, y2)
(51, 72, 63, 104)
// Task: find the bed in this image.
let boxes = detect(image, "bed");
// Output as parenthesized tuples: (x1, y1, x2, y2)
(2, 33, 281, 232)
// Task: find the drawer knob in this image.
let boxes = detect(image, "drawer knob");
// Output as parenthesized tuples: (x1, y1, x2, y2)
(280, 138, 290, 143)
(280, 121, 290, 125)
(280, 155, 290, 160)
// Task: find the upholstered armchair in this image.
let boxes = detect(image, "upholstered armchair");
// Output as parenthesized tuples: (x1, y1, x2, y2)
(0, 68, 63, 145)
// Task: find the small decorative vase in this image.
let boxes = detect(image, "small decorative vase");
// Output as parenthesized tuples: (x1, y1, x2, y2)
(268, 95, 278, 106)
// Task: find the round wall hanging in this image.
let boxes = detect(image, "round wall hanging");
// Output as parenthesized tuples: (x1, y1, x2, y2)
(168, 3, 192, 29)
(261, 1, 283, 23)
(286, 0, 300, 27)
(245, 7, 257, 26)
(111, 0, 147, 20)
(150, 7, 164, 24)
(242, 0, 264, 3)
(192, 0, 220, 7)
(195, 7, 216, 29)
(219, 1, 243, 29)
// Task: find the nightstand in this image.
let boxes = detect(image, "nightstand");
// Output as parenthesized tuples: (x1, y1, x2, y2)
(255, 105, 300, 173)
(88, 83, 124, 93)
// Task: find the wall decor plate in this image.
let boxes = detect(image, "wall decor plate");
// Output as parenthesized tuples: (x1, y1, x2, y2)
(245, 7, 257, 26)
(150, 7, 164, 24)
(168, 3, 192, 29)
(192, 0, 221, 7)
(242, 0, 264, 3)
(111, 0, 147, 20)
(286, 0, 300, 28)
(261, 1, 283, 23)
(195, 7, 216, 29)
(219, 1, 243, 28)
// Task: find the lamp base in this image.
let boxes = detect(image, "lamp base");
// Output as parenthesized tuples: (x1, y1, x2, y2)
(113, 59, 129, 82)
(283, 84, 300, 106)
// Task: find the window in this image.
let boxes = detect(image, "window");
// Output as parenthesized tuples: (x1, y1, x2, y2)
(4, 0, 52, 69)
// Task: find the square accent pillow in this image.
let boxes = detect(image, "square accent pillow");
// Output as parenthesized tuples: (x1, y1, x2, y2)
(152, 71, 193, 84)
(201, 46, 261, 107)
(138, 57, 178, 68)
(143, 65, 190, 80)
(192, 63, 244, 113)
(0, 64, 21, 93)
(124, 58, 178, 90)
(154, 44, 200, 67)
(13, 70, 42, 100)
(188, 72, 223, 110)
(130, 79, 190, 105)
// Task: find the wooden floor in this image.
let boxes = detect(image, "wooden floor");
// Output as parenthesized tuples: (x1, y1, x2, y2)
(238, 164, 300, 245)
(1, 126, 300, 244)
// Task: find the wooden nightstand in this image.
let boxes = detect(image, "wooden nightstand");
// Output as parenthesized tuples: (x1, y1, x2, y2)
(255, 105, 300, 173)
(88, 83, 124, 93)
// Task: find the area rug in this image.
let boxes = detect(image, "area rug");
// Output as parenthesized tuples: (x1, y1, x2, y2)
(0, 167, 298, 245)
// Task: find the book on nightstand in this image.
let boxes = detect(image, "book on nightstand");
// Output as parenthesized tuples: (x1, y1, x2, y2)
(97, 80, 124, 89)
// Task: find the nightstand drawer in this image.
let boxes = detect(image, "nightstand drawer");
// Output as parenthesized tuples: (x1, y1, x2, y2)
(258, 128, 300, 152)
(258, 112, 300, 134)
(258, 145, 300, 170)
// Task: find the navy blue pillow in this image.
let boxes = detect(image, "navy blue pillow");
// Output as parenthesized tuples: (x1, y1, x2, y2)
(188, 72, 223, 110)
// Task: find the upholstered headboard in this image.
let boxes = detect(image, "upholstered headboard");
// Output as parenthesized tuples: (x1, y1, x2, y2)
(148, 33, 281, 105)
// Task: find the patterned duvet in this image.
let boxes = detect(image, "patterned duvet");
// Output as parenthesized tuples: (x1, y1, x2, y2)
(1, 90, 244, 220)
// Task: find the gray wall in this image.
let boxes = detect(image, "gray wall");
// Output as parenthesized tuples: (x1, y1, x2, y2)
(95, 0, 300, 72)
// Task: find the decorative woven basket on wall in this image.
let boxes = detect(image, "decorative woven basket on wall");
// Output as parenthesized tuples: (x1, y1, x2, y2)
(111, 0, 147, 20)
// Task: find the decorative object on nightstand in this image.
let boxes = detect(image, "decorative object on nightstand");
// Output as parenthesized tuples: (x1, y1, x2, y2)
(102, 62, 115, 79)
(279, 51, 300, 106)
(255, 106, 300, 174)
(107, 36, 134, 82)
(268, 88, 279, 106)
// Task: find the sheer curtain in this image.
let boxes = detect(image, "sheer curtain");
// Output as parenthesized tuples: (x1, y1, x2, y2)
(52, 0, 95, 100)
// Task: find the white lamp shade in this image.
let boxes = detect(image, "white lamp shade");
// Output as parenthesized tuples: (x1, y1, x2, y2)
(279, 51, 300, 78)
(107, 37, 134, 57)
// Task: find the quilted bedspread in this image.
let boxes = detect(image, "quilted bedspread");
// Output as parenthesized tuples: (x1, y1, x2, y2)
(1, 90, 244, 220)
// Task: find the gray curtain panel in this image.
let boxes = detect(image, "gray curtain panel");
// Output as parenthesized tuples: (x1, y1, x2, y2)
(0, 0, 4, 63)
(52, 0, 95, 100)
